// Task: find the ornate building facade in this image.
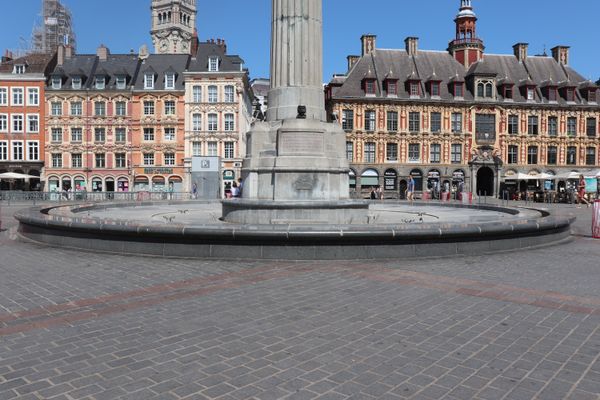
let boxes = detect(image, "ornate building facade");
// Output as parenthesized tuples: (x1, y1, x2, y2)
(150, 0, 197, 55)
(183, 40, 252, 195)
(326, 0, 599, 199)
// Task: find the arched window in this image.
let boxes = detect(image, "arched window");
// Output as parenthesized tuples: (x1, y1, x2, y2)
(485, 82, 493, 98)
(360, 169, 379, 188)
(477, 82, 484, 98)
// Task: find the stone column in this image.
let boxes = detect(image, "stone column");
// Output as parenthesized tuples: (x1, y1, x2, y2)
(268, 0, 326, 122)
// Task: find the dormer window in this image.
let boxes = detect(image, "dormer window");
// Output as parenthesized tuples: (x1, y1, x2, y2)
(51, 77, 62, 90)
(385, 80, 397, 96)
(409, 82, 420, 97)
(566, 88, 575, 102)
(589, 89, 597, 103)
(364, 79, 376, 96)
(13, 65, 25, 74)
(71, 77, 81, 90)
(208, 57, 219, 72)
(526, 87, 535, 101)
(503, 85, 513, 100)
(548, 87, 557, 102)
(430, 82, 440, 97)
(476, 80, 494, 99)
(165, 73, 175, 89)
(95, 77, 105, 90)
(454, 83, 464, 97)
(144, 74, 154, 89)
(116, 76, 126, 90)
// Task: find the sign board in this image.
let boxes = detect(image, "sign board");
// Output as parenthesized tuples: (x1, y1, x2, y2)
(191, 156, 219, 172)
(143, 168, 173, 174)
(585, 178, 598, 193)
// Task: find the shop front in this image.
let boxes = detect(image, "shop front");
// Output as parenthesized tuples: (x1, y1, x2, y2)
(384, 169, 398, 197)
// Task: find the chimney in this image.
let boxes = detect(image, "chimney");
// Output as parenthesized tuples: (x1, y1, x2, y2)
(191, 28, 199, 56)
(2, 50, 13, 63)
(513, 43, 528, 62)
(347, 55, 360, 72)
(96, 45, 109, 61)
(361, 34, 376, 56)
(139, 44, 149, 60)
(217, 38, 227, 54)
(551, 45, 570, 65)
(57, 44, 65, 66)
(65, 45, 73, 60)
(405, 37, 419, 57)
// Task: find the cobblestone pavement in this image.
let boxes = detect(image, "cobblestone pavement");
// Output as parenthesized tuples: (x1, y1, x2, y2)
(0, 202, 599, 400)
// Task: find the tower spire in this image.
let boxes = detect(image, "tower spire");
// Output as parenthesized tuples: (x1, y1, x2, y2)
(448, 0, 484, 68)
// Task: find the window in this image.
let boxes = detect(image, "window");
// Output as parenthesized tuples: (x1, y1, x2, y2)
(115, 153, 126, 168)
(208, 86, 218, 103)
(567, 146, 577, 165)
(586, 118, 596, 137)
(94, 101, 105, 116)
(164, 100, 176, 115)
(27, 141, 39, 161)
(409, 112, 420, 132)
(386, 143, 398, 161)
(589, 90, 597, 103)
(12, 115, 23, 132)
(0, 142, 6, 160)
(566, 88, 575, 102)
(51, 77, 61, 89)
(387, 111, 398, 132)
(224, 142, 235, 159)
(207, 141, 217, 156)
(548, 88, 557, 102)
(11, 88, 23, 105)
(143, 153, 154, 166)
(430, 144, 441, 163)
(224, 113, 235, 131)
(364, 110, 376, 131)
(27, 88, 39, 106)
(95, 153, 106, 168)
(476, 81, 494, 99)
(51, 153, 62, 167)
(408, 143, 420, 162)
(0, 88, 8, 105)
(115, 128, 126, 143)
(451, 144, 462, 163)
(410, 82, 419, 97)
(364, 80, 375, 95)
(165, 73, 175, 89)
(164, 128, 175, 141)
(451, 113, 462, 133)
(504, 86, 513, 100)
(342, 110, 354, 131)
(14, 65, 25, 74)
(567, 117, 577, 137)
(0, 115, 7, 132)
(192, 113, 202, 131)
(224, 85, 235, 103)
(71, 128, 82, 142)
(164, 152, 176, 165)
(27, 115, 39, 132)
(209, 57, 219, 72)
(116, 76, 126, 90)
(387, 81, 397, 96)
(508, 115, 519, 135)
(526, 87, 535, 101)
(115, 101, 126, 116)
(143, 101, 155, 115)
(454, 83, 464, 98)
(548, 116, 558, 136)
(508, 145, 518, 164)
(586, 147, 596, 166)
(192, 141, 201, 156)
(346, 141, 353, 161)
(143, 128, 155, 141)
(528, 116, 539, 135)
(527, 146, 538, 165)
(12, 142, 23, 160)
(208, 113, 218, 131)
(430, 112, 441, 133)
(144, 74, 154, 89)
(94, 128, 105, 143)
(51, 128, 62, 142)
(364, 142, 376, 163)
(51, 101, 62, 116)
(192, 85, 202, 102)
(430, 82, 440, 97)
(547, 146, 557, 165)
(72, 77, 82, 90)
(71, 101, 82, 116)
(71, 153, 82, 168)
(476, 114, 496, 140)
(95, 77, 105, 90)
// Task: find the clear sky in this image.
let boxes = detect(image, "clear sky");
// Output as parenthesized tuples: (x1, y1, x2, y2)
(1, 0, 599, 82)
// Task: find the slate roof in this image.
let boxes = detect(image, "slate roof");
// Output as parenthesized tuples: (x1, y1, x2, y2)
(0, 53, 56, 75)
(188, 41, 244, 73)
(329, 48, 597, 107)
(133, 54, 190, 91)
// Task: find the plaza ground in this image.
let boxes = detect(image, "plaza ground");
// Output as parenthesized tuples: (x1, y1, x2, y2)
(0, 201, 599, 400)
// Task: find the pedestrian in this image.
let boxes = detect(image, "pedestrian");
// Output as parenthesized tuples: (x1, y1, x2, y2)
(406, 176, 415, 201)
(376, 186, 383, 200)
(192, 182, 198, 199)
(237, 177, 244, 197)
(231, 181, 240, 198)
(577, 175, 590, 208)
(370, 187, 377, 200)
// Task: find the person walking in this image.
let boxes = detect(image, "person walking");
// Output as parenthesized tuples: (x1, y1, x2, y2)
(370, 187, 377, 200)
(577, 175, 590, 208)
(407, 176, 415, 201)
(231, 181, 240, 198)
(192, 182, 198, 199)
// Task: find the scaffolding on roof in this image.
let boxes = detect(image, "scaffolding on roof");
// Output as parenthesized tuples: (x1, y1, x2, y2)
(31, 0, 76, 54)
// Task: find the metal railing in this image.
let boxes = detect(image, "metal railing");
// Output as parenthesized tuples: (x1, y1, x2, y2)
(0, 191, 193, 205)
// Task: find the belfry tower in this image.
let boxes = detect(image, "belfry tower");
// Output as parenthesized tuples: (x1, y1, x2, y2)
(150, 0, 197, 54)
(448, 0, 484, 68)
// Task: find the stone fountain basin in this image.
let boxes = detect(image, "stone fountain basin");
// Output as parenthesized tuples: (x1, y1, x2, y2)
(15, 201, 574, 260)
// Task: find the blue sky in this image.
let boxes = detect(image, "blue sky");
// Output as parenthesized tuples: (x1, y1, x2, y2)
(1, 0, 599, 82)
